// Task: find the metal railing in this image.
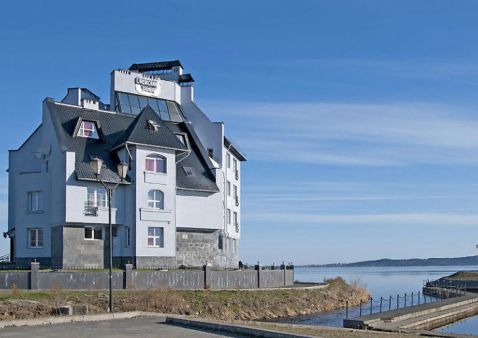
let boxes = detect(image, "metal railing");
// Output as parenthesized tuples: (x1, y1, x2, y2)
(0, 254, 10, 263)
(344, 290, 459, 319)
(84, 202, 98, 216)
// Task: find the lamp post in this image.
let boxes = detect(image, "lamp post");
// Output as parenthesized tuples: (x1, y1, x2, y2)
(90, 157, 128, 313)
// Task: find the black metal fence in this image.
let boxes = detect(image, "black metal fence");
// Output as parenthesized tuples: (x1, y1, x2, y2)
(344, 289, 464, 319)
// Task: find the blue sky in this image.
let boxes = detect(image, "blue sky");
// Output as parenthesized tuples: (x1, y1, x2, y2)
(2, 1, 478, 264)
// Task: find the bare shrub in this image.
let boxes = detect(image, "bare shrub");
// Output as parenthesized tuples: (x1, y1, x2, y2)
(10, 283, 19, 297)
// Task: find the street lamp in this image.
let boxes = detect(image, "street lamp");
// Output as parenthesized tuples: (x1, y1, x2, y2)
(90, 157, 128, 313)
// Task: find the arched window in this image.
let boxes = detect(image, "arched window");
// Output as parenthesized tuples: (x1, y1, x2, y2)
(148, 190, 164, 209)
(145, 154, 166, 173)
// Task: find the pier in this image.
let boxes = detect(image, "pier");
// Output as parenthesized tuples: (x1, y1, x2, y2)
(344, 293, 478, 332)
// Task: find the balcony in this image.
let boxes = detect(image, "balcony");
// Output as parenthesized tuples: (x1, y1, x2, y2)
(84, 203, 98, 216)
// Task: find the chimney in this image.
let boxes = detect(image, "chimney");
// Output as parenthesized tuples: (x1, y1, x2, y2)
(81, 98, 99, 110)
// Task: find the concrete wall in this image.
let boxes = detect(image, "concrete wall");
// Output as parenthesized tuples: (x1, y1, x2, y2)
(0, 272, 29, 289)
(260, 270, 286, 288)
(210, 270, 257, 289)
(285, 269, 294, 286)
(0, 265, 294, 290)
(36, 271, 124, 290)
(131, 270, 203, 290)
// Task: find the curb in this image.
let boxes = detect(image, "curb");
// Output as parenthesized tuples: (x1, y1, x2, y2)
(165, 316, 318, 338)
(0, 311, 317, 337)
(0, 311, 149, 328)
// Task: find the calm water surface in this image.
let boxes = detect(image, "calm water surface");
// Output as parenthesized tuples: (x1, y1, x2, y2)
(282, 265, 476, 328)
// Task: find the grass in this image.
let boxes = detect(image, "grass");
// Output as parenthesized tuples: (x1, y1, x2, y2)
(0, 277, 370, 322)
(445, 271, 478, 280)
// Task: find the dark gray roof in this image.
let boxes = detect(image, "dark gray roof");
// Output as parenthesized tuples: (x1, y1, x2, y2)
(46, 100, 219, 192)
(224, 137, 247, 161)
(166, 122, 219, 192)
(178, 74, 194, 83)
(129, 60, 183, 72)
(112, 105, 187, 151)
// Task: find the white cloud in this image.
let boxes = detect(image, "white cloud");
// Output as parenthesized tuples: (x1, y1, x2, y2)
(275, 58, 478, 83)
(246, 211, 478, 227)
(202, 100, 478, 166)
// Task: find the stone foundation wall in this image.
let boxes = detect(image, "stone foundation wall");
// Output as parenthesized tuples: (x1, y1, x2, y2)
(62, 226, 104, 268)
(176, 230, 238, 268)
(135, 256, 177, 269)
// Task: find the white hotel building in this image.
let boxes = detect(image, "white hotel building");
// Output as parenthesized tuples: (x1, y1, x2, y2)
(7, 61, 246, 269)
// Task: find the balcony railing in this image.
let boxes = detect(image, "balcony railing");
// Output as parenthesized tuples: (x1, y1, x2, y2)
(84, 202, 98, 216)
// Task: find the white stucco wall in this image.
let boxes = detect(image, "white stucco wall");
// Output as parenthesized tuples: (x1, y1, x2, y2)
(176, 190, 222, 230)
(224, 149, 241, 240)
(132, 146, 177, 258)
(110, 70, 181, 105)
(8, 127, 51, 258)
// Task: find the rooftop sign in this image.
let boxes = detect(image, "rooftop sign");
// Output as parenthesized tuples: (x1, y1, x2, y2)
(135, 77, 161, 97)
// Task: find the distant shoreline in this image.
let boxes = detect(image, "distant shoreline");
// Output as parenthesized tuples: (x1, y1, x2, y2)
(298, 255, 478, 268)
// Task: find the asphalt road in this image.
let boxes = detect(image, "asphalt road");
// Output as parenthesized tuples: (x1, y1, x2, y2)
(0, 317, 248, 338)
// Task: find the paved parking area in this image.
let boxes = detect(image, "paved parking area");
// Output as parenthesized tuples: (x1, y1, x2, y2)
(0, 317, 246, 338)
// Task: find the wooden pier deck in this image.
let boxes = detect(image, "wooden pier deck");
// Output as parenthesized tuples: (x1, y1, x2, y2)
(344, 294, 478, 333)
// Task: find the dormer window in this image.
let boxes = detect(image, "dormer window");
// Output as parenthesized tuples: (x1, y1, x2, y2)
(146, 119, 160, 131)
(183, 166, 196, 177)
(78, 121, 99, 139)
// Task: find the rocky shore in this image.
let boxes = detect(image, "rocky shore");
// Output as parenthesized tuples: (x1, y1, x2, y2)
(0, 277, 369, 321)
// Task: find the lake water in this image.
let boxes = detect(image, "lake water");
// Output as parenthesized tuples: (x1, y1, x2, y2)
(282, 265, 477, 328)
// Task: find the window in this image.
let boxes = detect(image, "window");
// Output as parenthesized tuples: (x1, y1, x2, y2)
(166, 101, 183, 122)
(148, 190, 164, 209)
(115, 92, 183, 122)
(112, 227, 118, 237)
(233, 211, 238, 226)
(78, 121, 99, 139)
(125, 226, 131, 247)
(232, 239, 237, 254)
(28, 228, 43, 248)
(176, 133, 187, 146)
(226, 152, 231, 168)
(227, 181, 231, 196)
(87, 187, 108, 208)
(233, 185, 238, 199)
(227, 208, 231, 224)
(233, 158, 238, 173)
(218, 236, 223, 250)
(147, 227, 164, 247)
(27, 191, 41, 212)
(85, 227, 102, 240)
(145, 154, 166, 173)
